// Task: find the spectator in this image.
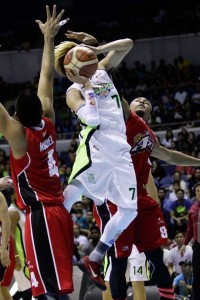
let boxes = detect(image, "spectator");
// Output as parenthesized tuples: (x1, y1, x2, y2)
(70, 201, 85, 223)
(81, 196, 93, 214)
(170, 189, 192, 234)
(81, 226, 101, 256)
(169, 170, 189, 196)
(175, 131, 190, 154)
(80, 210, 97, 237)
(175, 165, 195, 182)
(151, 158, 167, 182)
(168, 181, 182, 204)
(161, 128, 176, 149)
(174, 85, 188, 106)
(168, 231, 193, 280)
(187, 132, 198, 156)
(75, 209, 89, 230)
(73, 224, 89, 258)
(173, 260, 193, 299)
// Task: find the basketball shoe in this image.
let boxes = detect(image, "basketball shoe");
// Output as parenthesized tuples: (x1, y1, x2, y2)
(77, 256, 106, 291)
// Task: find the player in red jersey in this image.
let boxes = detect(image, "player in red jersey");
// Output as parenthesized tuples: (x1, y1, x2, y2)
(94, 96, 200, 300)
(0, 6, 74, 300)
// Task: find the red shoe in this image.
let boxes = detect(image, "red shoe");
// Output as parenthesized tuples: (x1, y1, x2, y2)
(77, 256, 106, 291)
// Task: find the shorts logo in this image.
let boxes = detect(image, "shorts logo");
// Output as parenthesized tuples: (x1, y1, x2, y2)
(87, 173, 96, 184)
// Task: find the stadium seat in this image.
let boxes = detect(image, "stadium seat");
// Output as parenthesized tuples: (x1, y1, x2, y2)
(83, 284, 102, 300)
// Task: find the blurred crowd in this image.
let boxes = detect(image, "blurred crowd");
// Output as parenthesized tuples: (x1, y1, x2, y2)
(1, 1, 200, 51)
(1, 53, 200, 141)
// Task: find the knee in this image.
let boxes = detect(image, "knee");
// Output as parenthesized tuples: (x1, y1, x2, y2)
(118, 207, 137, 222)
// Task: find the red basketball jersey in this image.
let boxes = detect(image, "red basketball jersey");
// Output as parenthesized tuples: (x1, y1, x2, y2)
(126, 111, 156, 188)
(10, 117, 64, 210)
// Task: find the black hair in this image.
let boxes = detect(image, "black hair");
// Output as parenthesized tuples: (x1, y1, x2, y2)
(15, 89, 42, 127)
(174, 230, 184, 237)
(90, 225, 100, 233)
(175, 188, 185, 194)
(194, 182, 200, 190)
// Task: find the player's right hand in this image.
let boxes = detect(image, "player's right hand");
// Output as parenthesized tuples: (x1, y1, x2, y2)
(65, 68, 89, 84)
(0, 249, 10, 268)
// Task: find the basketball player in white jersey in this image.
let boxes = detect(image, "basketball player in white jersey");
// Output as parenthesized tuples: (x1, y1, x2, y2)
(55, 37, 138, 290)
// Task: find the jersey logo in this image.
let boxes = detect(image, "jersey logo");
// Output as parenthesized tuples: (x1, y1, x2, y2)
(130, 131, 154, 154)
(93, 83, 114, 99)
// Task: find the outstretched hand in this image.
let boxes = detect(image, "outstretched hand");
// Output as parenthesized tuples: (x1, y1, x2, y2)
(35, 5, 65, 38)
(65, 30, 97, 45)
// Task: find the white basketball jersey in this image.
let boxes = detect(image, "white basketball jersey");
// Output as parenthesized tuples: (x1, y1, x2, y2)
(67, 69, 126, 135)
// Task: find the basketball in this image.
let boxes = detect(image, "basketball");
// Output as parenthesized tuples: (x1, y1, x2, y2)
(64, 46, 98, 78)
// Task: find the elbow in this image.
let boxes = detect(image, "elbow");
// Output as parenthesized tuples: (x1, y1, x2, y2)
(124, 38, 134, 50)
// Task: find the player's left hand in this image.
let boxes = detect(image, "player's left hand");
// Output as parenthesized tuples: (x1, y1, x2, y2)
(65, 30, 97, 45)
(35, 5, 65, 38)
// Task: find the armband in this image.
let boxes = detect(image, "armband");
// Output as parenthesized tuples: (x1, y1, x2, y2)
(76, 90, 100, 126)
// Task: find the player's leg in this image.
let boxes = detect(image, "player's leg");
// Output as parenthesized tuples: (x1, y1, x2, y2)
(135, 196, 175, 299)
(1, 286, 13, 300)
(132, 282, 146, 300)
(145, 248, 175, 300)
(109, 257, 128, 300)
(0, 287, 3, 300)
(1, 236, 15, 300)
(102, 282, 112, 300)
(129, 246, 148, 300)
(89, 159, 137, 263)
(103, 255, 128, 300)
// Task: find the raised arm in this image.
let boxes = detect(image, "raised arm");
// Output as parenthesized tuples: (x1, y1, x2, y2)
(36, 5, 65, 123)
(88, 38, 133, 72)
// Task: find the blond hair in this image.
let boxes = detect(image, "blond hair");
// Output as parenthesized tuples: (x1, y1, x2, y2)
(54, 41, 78, 76)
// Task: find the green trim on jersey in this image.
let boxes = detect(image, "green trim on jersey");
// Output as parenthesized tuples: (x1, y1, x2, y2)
(15, 224, 30, 279)
(68, 126, 97, 183)
(103, 255, 110, 277)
